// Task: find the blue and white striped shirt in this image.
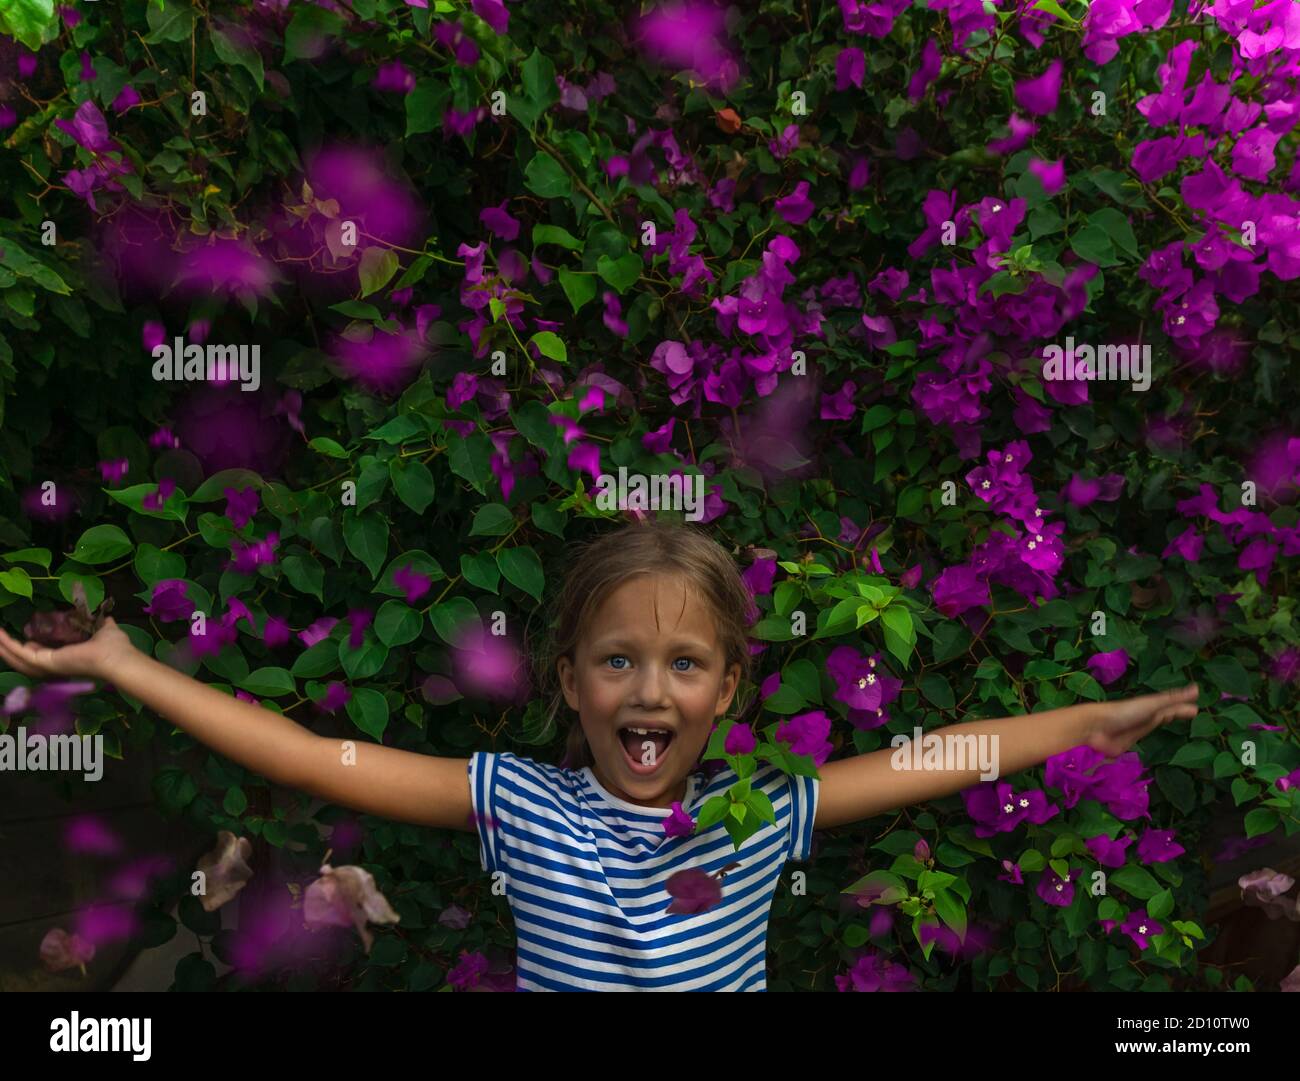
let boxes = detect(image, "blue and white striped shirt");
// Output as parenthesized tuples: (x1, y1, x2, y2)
(466, 751, 819, 991)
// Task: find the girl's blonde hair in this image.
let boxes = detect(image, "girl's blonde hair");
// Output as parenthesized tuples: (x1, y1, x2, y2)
(533, 517, 757, 770)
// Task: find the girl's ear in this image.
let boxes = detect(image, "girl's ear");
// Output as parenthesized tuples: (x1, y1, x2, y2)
(557, 654, 579, 710)
(716, 661, 741, 716)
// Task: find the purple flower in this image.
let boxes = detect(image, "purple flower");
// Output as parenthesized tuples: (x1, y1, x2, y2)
(433, 20, 481, 66)
(1085, 833, 1133, 868)
(298, 617, 338, 648)
(1136, 828, 1184, 864)
(144, 580, 194, 623)
(1086, 648, 1129, 686)
(1063, 473, 1124, 507)
(480, 199, 520, 241)
(724, 724, 755, 756)
(962, 781, 1060, 837)
(471, 0, 509, 34)
(1036, 866, 1076, 907)
(393, 564, 433, 604)
(769, 123, 800, 159)
(602, 291, 628, 337)
(347, 609, 373, 650)
(1015, 60, 1062, 116)
(836, 47, 865, 91)
(1117, 909, 1162, 950)
(98, 458, 129, 485)
(55, 100, 117, 155)
(111, 85, 141, 114)
(987, 113, 1037, 155)
(223, 487, 259, 529)
(447, 950, 490, 990)
(318, 681, 351, 714)
(775, 709, 833, 766)
(1028, 157, 1066, 195)
(775, 181, 815, 225)
(18, 51, 38, 79)
(229, 532, 279, 575)
(997, 859, 1024, 885)
(263, 616, 292, 648)
(908, 39, 942, 101)
(835, 949, 918, 992)
(142, 478, 176, 511)
(663, 801, 695, 838)
(372, 60, 416, 94)
(665, 868, 723, 914)
(79, 51, 97, 83)
(930, 564, 991, 618)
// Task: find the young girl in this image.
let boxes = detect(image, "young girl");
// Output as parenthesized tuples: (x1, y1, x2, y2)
(0, 518, 1200, 991)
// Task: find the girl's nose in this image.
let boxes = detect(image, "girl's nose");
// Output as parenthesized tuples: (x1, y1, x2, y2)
(630, 665, 671, 706)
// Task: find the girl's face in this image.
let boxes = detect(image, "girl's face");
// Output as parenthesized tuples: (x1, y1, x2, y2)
(557, 573, 740, 809)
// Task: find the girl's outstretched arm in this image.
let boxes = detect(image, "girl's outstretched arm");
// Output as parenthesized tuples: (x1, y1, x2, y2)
(814, 685, 1200, 830)
(0, 619, 475, 832)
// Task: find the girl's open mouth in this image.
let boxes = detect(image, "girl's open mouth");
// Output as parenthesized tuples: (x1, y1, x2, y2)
(618, 726, 674, 775)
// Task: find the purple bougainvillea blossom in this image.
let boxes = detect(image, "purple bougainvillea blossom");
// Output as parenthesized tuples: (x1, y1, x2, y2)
(480, 199, 520, 241)
(144, 580, 194, 623)
(962, 781, 1059, 837)
(836, 46, 865, 90)
(775, 709, 833, 766)
(1036, 866, 1076, 907)
(299, 617, 339, 648)
(1136, 828, 1185, 864)
(223, 487, 259, 529)
(1086, 648, 1130, 686)
(1086, 833, 1134, 868)
(393, 564, 433, 604)
(775, 180, 815, 225)
(662, 800, 695, 838)
(665, 868, 722, 914)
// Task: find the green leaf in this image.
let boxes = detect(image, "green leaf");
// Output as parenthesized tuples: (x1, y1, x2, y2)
(520, 48, 559, 112)
(347, 687, 389, 741)
(284, 5, 344, 61)
(529, 331, 568, 364)
(447, 432, 494, 495)
(145, 0, 195, 44)
(524, 153, 572, 199)
(358, 247, 400, 297)
(919, 672, 954, 710)
(2, 547, 51, 570)
(497, 546, 544, 602)
(309, 436, 350, 459)
(389, 458, 435, 514)
(1244, 808, 1279, 839)
(190, 469, 265, 502)
(343, 511, 389, 579)
(340, 636, 388, 680)
(429, 598, 479, 647)
(1069, 224, 1120, 267)
(375, 600, 423, 647)
(238, 667, 296, 698)
(1031, 0, 1076, 24)
(291, 639, 340, 679)
(0, 567, 33, 599)
(211, 26, 265, 90)
(532, 224, 582, 251)
(596, 253, 642, 293)
(1089, 208, 1139, 260)
(70, 525, 133, 565)
(1205, 655, 1250, 698)
(281, 553, 324, 601)
(460, 550, 500, 593)
(559, 268, 598, 313)
(880, 605, 915, 666)
(0, 0, 56, 51)
(132, 545, 183, 587)
(1110, 866, 1161, 900)
(470, 504, 515, 537)
(223, 786, 247, 817)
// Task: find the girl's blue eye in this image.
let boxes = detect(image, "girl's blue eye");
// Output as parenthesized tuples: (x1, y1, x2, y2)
(604, 655, 696, 671)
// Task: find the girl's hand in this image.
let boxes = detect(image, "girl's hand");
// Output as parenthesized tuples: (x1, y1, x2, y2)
(1086, 684, 1200, 757)
(0, 616, 137, 682)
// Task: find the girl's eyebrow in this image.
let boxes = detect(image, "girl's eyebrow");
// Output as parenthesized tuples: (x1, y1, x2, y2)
(593, 636, 712, 653)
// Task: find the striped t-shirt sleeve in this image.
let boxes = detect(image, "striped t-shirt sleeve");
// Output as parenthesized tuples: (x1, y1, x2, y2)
(786, 771, 820, 862)
(466, 751, 506, 874)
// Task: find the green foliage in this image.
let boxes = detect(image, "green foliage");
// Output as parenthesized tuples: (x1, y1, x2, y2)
(0, 0, 1295, 996)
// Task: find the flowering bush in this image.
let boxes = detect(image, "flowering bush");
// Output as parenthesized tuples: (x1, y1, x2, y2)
(2, 0, 1300, 991)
